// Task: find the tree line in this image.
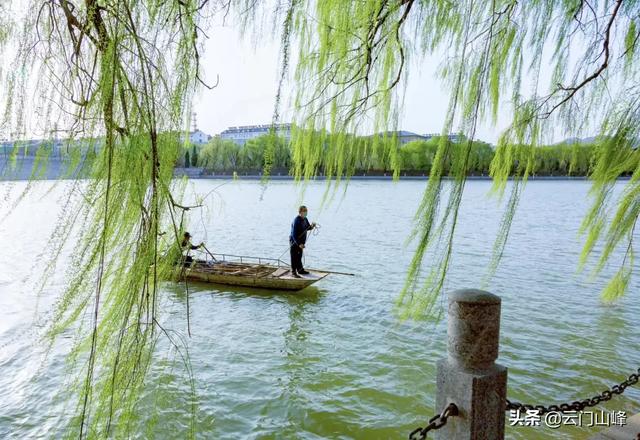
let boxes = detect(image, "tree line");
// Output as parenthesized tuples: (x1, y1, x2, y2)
(184, 133, 635, 177)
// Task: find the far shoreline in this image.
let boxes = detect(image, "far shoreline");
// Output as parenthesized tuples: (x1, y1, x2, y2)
(177, 173, 600, 181)
(2, 172, 635, 183)
(0, 158, 632, 182)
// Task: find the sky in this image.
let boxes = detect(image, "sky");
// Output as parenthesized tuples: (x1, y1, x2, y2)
(4, 4, 485, 142)
(1, 1, 588, 145)
(193, 24, 511, 143)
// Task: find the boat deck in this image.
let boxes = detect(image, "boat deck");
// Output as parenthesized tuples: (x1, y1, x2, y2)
(181, 258, 328, 291)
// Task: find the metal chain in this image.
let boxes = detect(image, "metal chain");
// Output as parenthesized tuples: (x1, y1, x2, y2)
(410, 367, 638, 438)
(506, 367, 640, 414)
(409, 403, 458, 440)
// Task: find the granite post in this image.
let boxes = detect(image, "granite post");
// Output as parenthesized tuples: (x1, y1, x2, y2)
(435, 289, 507, 440)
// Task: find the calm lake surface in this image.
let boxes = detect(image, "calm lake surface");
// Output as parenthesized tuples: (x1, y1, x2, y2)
(0, 179, 638, 439)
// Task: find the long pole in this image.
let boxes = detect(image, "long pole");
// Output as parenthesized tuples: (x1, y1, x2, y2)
(307, 268, 355, 276)
(201, 244, 217, 261)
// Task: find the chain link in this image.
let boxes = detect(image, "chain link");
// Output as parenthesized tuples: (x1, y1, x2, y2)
(409, 403, 458, 440)
(410, 367, 638, 438)
(506, 367, 640, 414)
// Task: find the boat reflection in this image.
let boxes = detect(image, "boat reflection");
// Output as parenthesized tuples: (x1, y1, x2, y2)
(164, 280, 326, 304)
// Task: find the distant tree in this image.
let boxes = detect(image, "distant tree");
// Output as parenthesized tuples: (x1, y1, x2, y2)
(241, 134, 291, 171)
(191, 145, 198, 167)
(399, 138, 446, 173)
(225, 142, 240, 170)
(200, 137, 242, 172)
(184, 150, 190, 168)
(272, 136, 291, 170)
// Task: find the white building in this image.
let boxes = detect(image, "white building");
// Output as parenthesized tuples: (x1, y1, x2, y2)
(376, 130, 427, 145)
(423, 133, 462, 143)
(375, 131, 462, 145)
(183, 129, 211, 145)
(219, 124, 291, 146)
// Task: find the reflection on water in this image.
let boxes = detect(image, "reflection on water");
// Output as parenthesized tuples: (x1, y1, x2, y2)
(0, 179, 639, 439)
(168, 280, 326, 302)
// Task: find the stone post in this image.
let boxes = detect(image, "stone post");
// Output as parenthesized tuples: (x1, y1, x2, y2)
(435, 289, 507, 440)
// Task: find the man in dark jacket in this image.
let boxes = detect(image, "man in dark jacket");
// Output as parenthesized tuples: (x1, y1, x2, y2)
(289, 205, 316, 277)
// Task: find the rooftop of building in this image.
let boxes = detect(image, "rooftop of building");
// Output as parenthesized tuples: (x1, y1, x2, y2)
(220, 123, 292, 134)
(375, 130, 424, 138)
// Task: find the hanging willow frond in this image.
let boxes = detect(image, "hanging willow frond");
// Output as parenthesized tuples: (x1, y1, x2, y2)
(1, 0, 215, 437)
(240, 0, 640, 316)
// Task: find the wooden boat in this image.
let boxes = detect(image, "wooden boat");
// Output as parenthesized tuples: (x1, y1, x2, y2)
(180, 253, 329, 291)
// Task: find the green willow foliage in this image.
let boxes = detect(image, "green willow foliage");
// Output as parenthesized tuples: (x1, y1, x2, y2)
(242, 0, 640, 317)
(2, 0, 640, 437)
(0, 0, 221, 437)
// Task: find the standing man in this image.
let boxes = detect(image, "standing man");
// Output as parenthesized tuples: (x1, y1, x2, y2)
(289, 205, 316, 278)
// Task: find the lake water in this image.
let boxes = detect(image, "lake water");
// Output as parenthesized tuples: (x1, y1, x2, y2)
(0, 179, 638, 439)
